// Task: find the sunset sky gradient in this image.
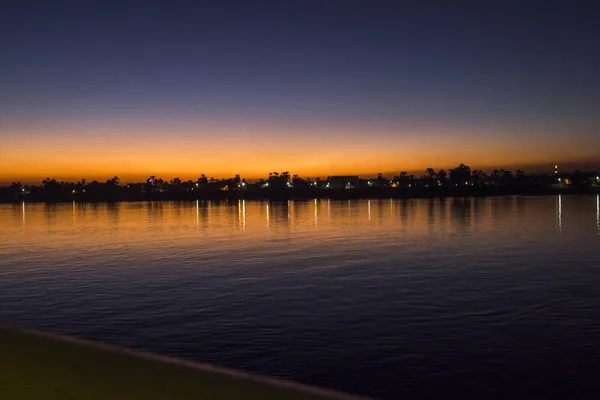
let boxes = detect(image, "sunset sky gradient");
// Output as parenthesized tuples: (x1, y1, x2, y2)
(1, 1, 599, 184)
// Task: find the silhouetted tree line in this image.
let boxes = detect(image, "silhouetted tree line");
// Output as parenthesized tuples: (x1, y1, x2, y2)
(1, 164, 599, 203)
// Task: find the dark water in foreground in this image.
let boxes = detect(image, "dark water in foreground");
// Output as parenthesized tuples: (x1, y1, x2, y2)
(1, 196, 599, 399)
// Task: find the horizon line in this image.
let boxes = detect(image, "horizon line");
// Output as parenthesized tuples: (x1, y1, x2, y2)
(3, 164, 600, 186)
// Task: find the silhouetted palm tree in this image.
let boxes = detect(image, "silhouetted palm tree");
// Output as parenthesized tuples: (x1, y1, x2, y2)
(437, 169, 447, 185)
(450, 164, 471, 186)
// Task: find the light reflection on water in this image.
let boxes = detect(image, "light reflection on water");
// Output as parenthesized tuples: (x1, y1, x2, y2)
(557, 194, 563, 232)
(1, 196, 600, 399)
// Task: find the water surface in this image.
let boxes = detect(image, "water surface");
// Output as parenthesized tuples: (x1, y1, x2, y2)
(1, 196, 599, 398)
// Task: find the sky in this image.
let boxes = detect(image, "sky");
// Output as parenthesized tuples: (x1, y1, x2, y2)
(1, 0, 599, 184)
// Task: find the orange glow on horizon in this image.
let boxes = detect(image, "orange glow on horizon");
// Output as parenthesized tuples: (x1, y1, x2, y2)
(2, 120, 598, 184)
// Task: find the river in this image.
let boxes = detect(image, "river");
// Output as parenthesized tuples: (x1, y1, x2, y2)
(1, 196, 599, 398)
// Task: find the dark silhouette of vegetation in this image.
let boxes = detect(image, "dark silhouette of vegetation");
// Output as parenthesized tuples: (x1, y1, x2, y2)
(1, 164, 599, 203)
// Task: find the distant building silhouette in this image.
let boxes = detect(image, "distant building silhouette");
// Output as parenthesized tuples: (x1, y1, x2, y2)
(329, 176, 359, 189)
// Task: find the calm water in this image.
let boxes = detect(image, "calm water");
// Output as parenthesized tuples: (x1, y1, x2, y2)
(1, 196, 600, 398)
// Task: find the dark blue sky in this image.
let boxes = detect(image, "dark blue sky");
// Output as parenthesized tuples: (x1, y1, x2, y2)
(1, 0, 599, 181)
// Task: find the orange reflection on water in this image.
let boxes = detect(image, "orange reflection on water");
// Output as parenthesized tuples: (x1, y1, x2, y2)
(1, 197, 598, 272)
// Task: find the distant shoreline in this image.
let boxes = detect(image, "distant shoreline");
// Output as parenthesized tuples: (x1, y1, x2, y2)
(3, 165, 598, 203)
(1, 187, 597, 204)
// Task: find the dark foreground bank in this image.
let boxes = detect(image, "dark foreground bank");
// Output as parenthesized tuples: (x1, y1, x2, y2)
(0, 325, 365, 400)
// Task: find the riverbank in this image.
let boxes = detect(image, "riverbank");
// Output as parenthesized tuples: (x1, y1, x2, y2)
(1, 186, 598, 203)
(0, 325, 364, 400)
